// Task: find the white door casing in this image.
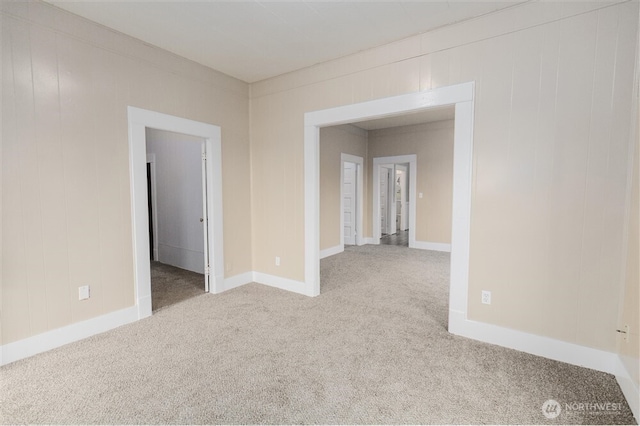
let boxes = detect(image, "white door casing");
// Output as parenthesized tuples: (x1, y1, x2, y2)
(304, 82, 475, 332)
(128, 107, 224, 320)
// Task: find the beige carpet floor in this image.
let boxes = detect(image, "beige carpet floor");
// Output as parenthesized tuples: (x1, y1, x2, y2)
(0, 245, 635, 424)
(151, 261, 205, 311)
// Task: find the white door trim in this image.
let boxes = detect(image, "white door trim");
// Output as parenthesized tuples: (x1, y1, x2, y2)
(128, 107, 225, 320)
(304, 82, 475, 330)
(373, 156, 417, 246)
(340, 153, 364, 249)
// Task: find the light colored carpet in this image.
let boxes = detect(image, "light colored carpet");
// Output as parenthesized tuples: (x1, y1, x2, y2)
(151, 261, 205, 311)
(0, 245, 635, 424)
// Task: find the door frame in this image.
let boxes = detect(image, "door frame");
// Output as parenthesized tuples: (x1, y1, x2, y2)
(304, 82, 474, 335)
(340, 153, 364, 249)
(128, 107, 224, 320)
(373, 156, 417, 245)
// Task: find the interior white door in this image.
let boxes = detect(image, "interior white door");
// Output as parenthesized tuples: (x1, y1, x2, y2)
(380, 167, 389, 235)
(343, 162, 356, 245)
(394, 170, 401, 232)
(396, 168, 407, 230)
(201, 143, 210, 293)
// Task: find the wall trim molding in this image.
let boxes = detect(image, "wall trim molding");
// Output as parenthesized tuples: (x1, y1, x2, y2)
(362, 237, 379, 245)
(615, 355, 640, 422)
(320, 245, 344, 259)
(449, 310, 616, 374)
(252, 272, 314, 297)
(449, 309, 639, 414)
(0, 306, 139, 367)
(222, 272, 254, 292)
(413, 241, 452, 252)
(305, 82, 475, 299)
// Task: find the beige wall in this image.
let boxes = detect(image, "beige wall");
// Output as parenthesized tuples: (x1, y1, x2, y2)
(319, 125, 367, 251)
(250, 1, 639, 352)
(368, 120, 454, 244)
(1, 2, 251, 345)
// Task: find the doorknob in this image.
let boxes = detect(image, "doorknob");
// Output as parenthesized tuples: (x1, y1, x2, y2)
(200, 218, 204, 223)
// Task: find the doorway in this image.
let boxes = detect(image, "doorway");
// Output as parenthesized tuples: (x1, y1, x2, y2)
(127, 107, 224, 320)
(146, 129, 208, 310)
(373, 155, 417, 247)
(304, 82, 474, 337)
(379, 162, 409, 246)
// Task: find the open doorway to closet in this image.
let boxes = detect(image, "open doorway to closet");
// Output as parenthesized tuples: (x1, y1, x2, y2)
(127, 107, 224, 321)
(146, 129, 207, 311)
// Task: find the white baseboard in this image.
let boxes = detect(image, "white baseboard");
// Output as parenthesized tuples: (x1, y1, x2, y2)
(363, 237, 379, 245)
(0, 305, 139, 367)
(449, 309, 639, 416)
(221, 271, 254, 292)
(0, 270, 311, 366)
(615, 355, 640, 422)
(252, 272, 314, 297)
(448, 309, 616, 374)
(320, 245, 343, 259)
(413, 241, 451, 252)
(223, 271, 312, 297)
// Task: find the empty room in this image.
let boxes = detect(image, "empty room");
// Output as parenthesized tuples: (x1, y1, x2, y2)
(1, 0, 639, 424)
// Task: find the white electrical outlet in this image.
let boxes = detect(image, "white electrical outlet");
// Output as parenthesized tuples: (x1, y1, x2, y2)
(275, 256, 280, 266)
(481, 290, 491, 305)
(78, 285, 90, 301)
(624, 324, 630, 343)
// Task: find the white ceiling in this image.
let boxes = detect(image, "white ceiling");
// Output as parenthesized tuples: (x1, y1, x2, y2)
(46, 0, 525, 83)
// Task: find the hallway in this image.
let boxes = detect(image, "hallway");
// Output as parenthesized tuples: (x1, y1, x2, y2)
(380, 230, 409, 247)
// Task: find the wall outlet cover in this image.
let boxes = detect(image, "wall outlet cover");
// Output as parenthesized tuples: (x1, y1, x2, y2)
(78, 285, 90, 301)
